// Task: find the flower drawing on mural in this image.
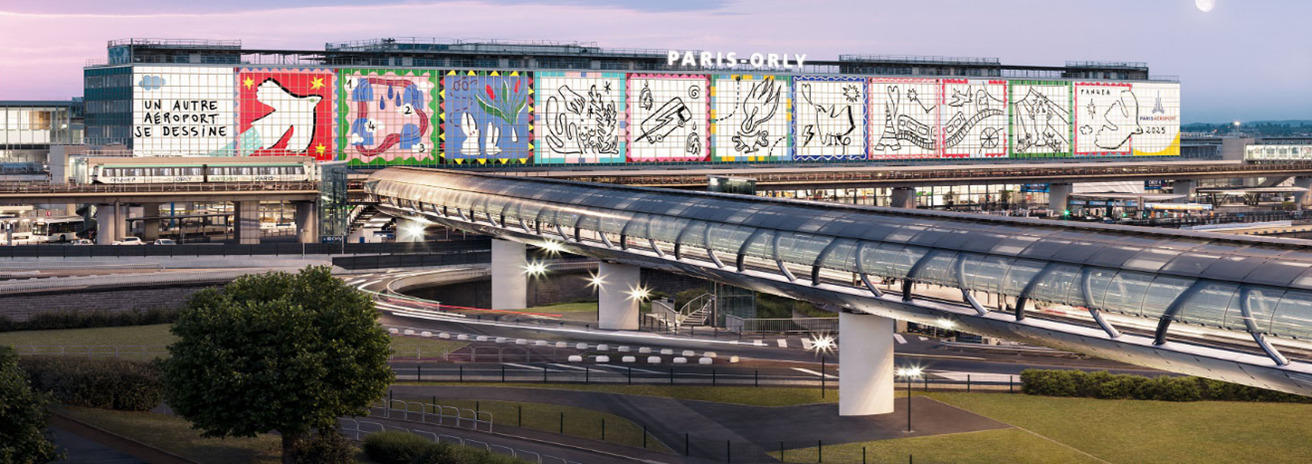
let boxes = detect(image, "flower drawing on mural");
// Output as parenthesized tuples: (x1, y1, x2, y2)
(443, 73, 532, 163)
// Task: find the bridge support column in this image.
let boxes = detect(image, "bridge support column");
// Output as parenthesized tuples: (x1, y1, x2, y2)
(890, 188, 916, 209)
(598, 262, 641, 331)
(295, 201, 319, 243)
(142, 203, 161, 242)
(1173, 179, 1197, 203)
(233, 201, 261, 245)
(1049, 183, 1072, 214)
(1295, 177, 1312, 209)
(839, 310, 895, 416)
(491, 240, 528, 310)
(95, 203, 120, 245)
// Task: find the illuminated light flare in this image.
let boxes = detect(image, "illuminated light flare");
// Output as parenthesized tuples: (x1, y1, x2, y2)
(523, 261, 548, 277)
(896, 365, 924, 379)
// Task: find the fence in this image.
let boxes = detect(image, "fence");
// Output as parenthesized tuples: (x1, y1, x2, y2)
(724, 315, 839, 334)
(339, 417, 576, 464)
(9, 344, 169, 360)
(0, 239, 491, 258)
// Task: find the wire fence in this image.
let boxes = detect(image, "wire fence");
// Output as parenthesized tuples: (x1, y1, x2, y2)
(724, 315, 839, 334)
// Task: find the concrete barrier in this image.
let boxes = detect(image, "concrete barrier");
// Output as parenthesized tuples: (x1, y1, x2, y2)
(420, 331, 432, 338)
(576, 342, 589, 350)
(621, 356, 636, 363)
(647, 356, 661, 364)
(660, 348, 674, 355)
(681, 350, 695, 357)
(639, 347, 652, 354)
(704, 351, 717, 358)
(698, 357, 713, 365)
(672, 357, 688, 364)
(595, 355, 610, 363)
(618, 346, 631, 352)
(568, 355, 584, 362)
(596, 344, 609, 351)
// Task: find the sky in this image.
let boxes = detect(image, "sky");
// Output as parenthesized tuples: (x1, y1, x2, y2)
(0, 0, 1308, 123)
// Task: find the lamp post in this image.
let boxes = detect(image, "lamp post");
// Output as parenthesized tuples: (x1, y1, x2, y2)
(809, 335, 836, 399)
(523, 261, 549, 306)
(896, 366, 923, 433)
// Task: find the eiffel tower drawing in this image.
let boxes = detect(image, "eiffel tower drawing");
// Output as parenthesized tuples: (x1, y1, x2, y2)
(1152, 91, 1165, 115)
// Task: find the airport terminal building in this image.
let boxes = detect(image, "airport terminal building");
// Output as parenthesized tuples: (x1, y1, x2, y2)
(83, 38, 1181, 168)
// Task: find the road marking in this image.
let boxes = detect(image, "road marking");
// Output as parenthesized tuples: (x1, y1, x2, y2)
(791, 367, 838, 379)
(777, 339, 788, 348)
(547, 363, 591, 371)
(502, 363, 544, 371)
(917, 336, 928, 341)
(929, 370, 1014, 382)
(893, 334, 907, 344)
(800, 338, 813, 350)
(752, 340, 765, 346)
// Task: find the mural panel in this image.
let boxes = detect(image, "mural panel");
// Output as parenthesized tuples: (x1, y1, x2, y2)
(869, 77, 939, 160)
(131, 66, 236, 157)
(794, 76, 866, 161)
(1073, 82, 1138, 157)
(940, 79, 1007, 159)
(236, 68, 336, 160)
(442, 71, 533, 165)
(1009, 81, 1072, 158)
(712, 75, 791, 162)
(534, 72, 625, 164)
(1129, 82, 1180, 157)
(338, 69, 438, 166)
(627, 74, 710, 162)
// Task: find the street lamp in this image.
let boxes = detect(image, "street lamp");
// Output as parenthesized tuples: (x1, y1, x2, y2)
(538, 240, 565, 256)
(896, 365, 923, 432)
(809, 334, 836, 398)
(523, 261, 549, 306)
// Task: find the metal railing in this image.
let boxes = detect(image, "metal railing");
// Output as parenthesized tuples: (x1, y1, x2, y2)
(9, 345, 169, 360)
(724, 315, 839, 334)
(0, 239, 490, 259)
(0, 181, 319, 195)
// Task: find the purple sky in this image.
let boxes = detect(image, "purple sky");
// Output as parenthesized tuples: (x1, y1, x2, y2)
(1, 0, 1307, 123)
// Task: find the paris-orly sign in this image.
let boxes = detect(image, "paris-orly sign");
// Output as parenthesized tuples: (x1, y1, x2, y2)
(667, 50, 809, 69)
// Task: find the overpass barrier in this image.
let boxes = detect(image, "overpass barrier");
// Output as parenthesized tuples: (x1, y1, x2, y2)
(0, 239, 491, 259)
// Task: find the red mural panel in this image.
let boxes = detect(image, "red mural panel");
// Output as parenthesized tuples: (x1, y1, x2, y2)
(237, 68, 336, 159)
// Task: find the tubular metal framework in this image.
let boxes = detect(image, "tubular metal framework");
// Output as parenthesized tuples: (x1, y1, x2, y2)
(368, 167, 1312, 393)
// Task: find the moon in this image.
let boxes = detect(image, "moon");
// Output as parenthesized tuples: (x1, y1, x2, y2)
(1196, 0, 1215, 12)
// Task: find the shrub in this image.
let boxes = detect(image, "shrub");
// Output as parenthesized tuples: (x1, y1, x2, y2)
(1020, 369, 1312, 403)
(17, 356, 161, 411)
(363, 431, 433, 464)
(295, 428, 355, 464)
(0, 308, 177, 333)
(363, 431, 526, 464)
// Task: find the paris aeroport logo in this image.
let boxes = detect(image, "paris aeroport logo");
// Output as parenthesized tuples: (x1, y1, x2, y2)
(667, 50, 808, 69)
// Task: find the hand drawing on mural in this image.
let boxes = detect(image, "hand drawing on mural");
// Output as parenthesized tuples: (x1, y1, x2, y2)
(247, 79, 322, 153)
(543, 83, 620, 156)
(1079, 88, 1142, 150)
(1013, 87, 1070, 154)
(797, 82, 856, 148)
(347, 76, 431, 160)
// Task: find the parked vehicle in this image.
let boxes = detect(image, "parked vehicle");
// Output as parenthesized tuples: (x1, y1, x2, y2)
(152, 238, 177, 245)
(69, 239, 93, 245)
(112, 237, 144, 245)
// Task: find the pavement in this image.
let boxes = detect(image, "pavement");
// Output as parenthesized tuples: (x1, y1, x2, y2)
(49, 425, 145, 464)
(390, 385, 1009, 463)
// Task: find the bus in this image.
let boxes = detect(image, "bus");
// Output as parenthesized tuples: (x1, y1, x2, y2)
(33, 216, 84, 242)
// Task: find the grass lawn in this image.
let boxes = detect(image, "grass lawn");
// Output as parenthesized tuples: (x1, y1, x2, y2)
(392, 395, 671, 453)
(59, 406, 283, 464)
(925, 392, 1312, 464)
(772, 428, 1103, 464)
(526, 302, 597, 314)
(0, 324, 469, 361)
(400, 383, 836, 407)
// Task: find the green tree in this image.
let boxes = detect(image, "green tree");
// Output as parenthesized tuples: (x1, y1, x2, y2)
(161, 266, 393, 464)
(0, 346, 61, 464)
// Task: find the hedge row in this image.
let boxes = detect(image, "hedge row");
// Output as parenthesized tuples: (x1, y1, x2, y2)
(18, 356, 162, 411)
(362, 431, 525, 464)
(1020, 369, 1312, 403)
(0, 308, 177, 332)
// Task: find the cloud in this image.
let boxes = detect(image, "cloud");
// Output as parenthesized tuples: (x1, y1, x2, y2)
(138, 75, 166, 91)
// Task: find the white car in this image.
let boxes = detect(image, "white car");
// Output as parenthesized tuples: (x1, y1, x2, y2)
(69, 239, 93, 246)
(152, 239, 177, 245)
(112, 237, 144, 245)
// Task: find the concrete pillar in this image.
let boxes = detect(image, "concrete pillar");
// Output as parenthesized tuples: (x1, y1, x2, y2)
(294, 201, 319, 243)
(1173, 179, 1197, 203)
(233, 201, 261, 245)
(598, 262, 641, 330)
(95, 204, 119, 245)
(839, 310, 896, 416)
(890, 187, 916, 209)
(491, 240, 528, 310)
(1049, 183, 1072, 213)
(1295, 177, 1312, 209)
(142, 203, 161, 242)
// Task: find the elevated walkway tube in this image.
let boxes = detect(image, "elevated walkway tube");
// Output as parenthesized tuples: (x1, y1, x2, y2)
(367, 167, 1312, 395)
